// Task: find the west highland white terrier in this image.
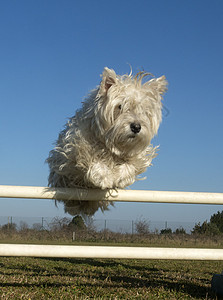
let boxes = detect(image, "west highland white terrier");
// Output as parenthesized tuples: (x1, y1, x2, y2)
(47, 67, 167, 216)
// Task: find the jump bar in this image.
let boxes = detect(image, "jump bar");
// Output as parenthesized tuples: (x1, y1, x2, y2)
(0, 244, 223, 260)
(0, 185, 223, 205)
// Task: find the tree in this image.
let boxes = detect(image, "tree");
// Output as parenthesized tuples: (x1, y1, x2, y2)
(19, 221, 29, 231)
(191, 221, 221, 236)
(1, 223, 17, 231)
(191, 211, 223, 236)
(174, 227, 186, 234)
(85, 217, 96, 232)
(69, 216, 86, 231)
(135, 218, 150, 235)
(50, 217, 71, 231)
(160, 228, 172, 234)
(32, 223, 42, 231)
(210, 211, 223, 233)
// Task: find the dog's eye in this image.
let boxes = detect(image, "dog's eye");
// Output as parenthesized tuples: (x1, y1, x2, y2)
(118, 105, 122, 110)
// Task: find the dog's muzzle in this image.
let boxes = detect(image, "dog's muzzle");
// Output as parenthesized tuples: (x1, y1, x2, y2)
(130, 123, 141, 134)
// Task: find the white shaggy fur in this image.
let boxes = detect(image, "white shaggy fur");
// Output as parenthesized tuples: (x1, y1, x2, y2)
(47, 67, 167, 216)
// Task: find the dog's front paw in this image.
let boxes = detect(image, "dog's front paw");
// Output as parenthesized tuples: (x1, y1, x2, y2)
(114, 164, 136, 188)
(87, 162, 114, 189)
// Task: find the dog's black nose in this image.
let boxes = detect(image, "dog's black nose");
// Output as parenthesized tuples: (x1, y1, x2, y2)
(130, 123, 141, 134)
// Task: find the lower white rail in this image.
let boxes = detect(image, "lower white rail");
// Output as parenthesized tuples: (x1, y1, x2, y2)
(0, 244, 223, 260)
(1, 185, 223, 261)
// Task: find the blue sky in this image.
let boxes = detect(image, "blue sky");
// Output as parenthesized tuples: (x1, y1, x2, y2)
(0, 0, 223, 225)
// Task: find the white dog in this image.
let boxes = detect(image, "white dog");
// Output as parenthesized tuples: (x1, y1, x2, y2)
(47, 67, 167, 216)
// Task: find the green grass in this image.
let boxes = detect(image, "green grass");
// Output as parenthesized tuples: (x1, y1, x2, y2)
(0, 255, 222, 299)
(0, 235, 223, 299)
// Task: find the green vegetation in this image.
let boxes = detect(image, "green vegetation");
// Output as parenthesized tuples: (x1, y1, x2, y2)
(2, 214, 223, 249)
(1, 212, 223, 298)
(0, 256, 221, 299)
(192, 211, 223, 236)
(160, 228, 172, 235)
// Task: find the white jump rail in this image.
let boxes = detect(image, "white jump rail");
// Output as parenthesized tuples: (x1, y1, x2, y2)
(0, 185, 223, 205)
(0, 185, 223, 260)
(0, 244, 223, 260)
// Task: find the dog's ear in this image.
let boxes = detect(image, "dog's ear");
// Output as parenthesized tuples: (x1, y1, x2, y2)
(98, 67, 117, 97)
(147, 75, 168, 96)
(146, 76, 168, 135)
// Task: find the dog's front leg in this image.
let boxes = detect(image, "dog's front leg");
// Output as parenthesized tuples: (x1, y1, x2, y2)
(86, 162, 115, 189)
(114, 163, 136, 188)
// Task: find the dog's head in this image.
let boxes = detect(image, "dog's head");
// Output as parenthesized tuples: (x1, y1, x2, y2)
(94, 67, 168, 157)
